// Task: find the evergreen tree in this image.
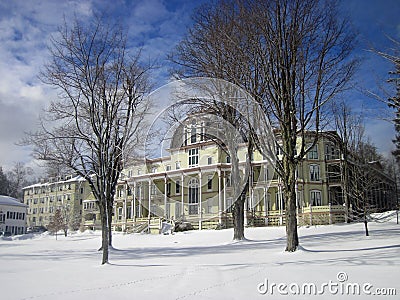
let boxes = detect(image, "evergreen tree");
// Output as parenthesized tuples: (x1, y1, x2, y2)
(0, 167, 10, 195)
(388, 56, 400, 161)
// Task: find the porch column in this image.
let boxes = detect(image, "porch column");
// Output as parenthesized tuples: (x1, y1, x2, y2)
(278, 180, 283, 226)
(223, 171, 227, 217)
(164, 176, 168, 219)
(123, 183, 127, 231)
(244, 170, 250, 226)
(199, 170, 202, 230)
(218, 169, 222, 224)
(148, 178, 151, 220)
(132, 180, 136, 222)
(181, 173, 184, 219)
(138, 182, 142, 217)
(130, 198, 134, 222)
(113, 205, 117, 228)
(264, 186, 268, 226)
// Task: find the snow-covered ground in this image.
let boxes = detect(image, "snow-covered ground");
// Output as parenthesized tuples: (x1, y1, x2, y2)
(1, 212, 399, 300)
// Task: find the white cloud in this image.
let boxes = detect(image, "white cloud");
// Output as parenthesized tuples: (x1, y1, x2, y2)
(364, 118, 395, 158)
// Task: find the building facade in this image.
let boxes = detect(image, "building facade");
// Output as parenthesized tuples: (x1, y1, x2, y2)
(23, 175, 92, 230)
(0, 195, 28, 235)
(23, 117, 397, 233)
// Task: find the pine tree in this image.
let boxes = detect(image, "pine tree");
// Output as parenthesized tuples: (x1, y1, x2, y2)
(388, 57, 400, 161)
(0, 167, 10, 195)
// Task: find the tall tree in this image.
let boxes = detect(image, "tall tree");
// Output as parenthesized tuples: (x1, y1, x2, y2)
(0, 167, 10, 196)
(7, 162, 34, 200)
(382, 39, 400, 162)
(170, 0, 357, 251)
(24, 17, 151, 264)
(332, 101, 364, 222)
(348, 141, 387, 236)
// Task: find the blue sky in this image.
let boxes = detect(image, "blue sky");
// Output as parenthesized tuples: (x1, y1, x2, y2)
(0, 0, 399, 174)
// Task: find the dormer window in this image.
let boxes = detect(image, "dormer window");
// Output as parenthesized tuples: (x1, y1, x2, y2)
(191, 126, 197, 143)
(189, 148, 199, 167)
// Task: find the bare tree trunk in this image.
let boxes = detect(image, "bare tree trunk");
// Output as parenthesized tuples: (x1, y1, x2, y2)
(364, 218, 369, 236)
(232, 182, 249, 240)
(100, 205, 109, 264)
(108, 203, 113, 247)
(285, 162, 298, 251)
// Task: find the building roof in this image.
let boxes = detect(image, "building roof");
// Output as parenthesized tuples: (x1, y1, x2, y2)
(22, 175, 86, 190)
(0, 195, 27, 207)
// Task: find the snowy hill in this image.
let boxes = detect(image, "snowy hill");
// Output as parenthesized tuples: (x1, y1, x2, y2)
(1, 212, 399, 299)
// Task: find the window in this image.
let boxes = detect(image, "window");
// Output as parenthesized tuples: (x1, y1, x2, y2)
(190, 126, 197, 143)
(309, 164, 320, 181)
(207, 175, 213, 191)
(226, 156, 231, 163)
(175, 161, 181, 170)
(207, 157, 212, 165)
(275, 193, 285, 210)
(310, 190, 322, 206)
(226, 173, 232, 187)
(206, 198, 213, 214)
(80, 187, 84, 194)
(151, 167, 157, 173)
(136, 184, 142, 198)
(166, 165, 171, 171)
(137, 169, 142, 175)
(325, 143, 338, 160)
(188, 148, 199, 167)
(175, 181, 181, 194)
(167, 182, 171, 196)
(308, 145, 318, 159)
(263, 167, 269, 181)
(188, 178, 199, 215)
(150, 184, 156, 195)
(175, 203, 181, 218)
(200, 123, 205, 141)
(226, 198, 233, 213)
(276, 143, 283, 156)
(118, 207, 123, 221)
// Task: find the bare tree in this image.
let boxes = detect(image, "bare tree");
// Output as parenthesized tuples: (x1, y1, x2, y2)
(348, 141, 391, 236)
(24, 17, 152, 264)
(170, 0, 357, 251)
(6, 162, 34, 200)
(332, 101, 364, 222)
